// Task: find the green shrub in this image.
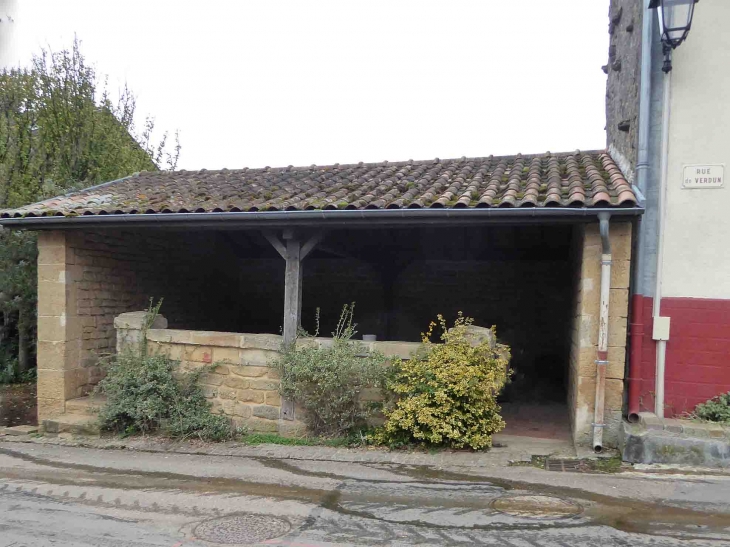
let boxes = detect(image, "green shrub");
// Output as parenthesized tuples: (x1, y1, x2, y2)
(270, 304, 389, 436)
(0, 359, 19, 384)
(376, 314, 510, 450)
(0, 354, 36, 385)
(96, 302, 238, 441)
(0, 334, 37, 385)
(694, 392, 730, 423)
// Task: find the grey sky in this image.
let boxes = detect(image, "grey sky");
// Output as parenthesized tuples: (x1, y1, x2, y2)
(2, 1, 609, 171)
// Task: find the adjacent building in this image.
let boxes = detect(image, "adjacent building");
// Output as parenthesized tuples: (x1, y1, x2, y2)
(607, 0, 730, 419)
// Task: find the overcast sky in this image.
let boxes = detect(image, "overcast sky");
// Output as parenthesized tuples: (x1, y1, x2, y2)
(1, 1, 609, 171)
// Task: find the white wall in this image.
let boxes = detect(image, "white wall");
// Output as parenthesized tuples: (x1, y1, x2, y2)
(663, 0, 730, 299)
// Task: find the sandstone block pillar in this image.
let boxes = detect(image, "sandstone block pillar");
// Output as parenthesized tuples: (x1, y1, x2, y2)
(36, 231, 83, 421)
(569, 221, 632, 447)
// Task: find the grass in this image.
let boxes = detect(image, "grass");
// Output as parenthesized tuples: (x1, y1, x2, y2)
(238, 432, 359, 447)
(588, 455, 624, 473)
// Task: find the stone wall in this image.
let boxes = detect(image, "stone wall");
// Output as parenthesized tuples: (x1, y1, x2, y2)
(389, 259, 574, 402)
(605, 0, 644, 178)
(36, 229, 228, 420)
(131, 320, 421, 436)
(568, 221, 632, 447)
(302, 226, 576, 403)
(198, 227, 576, 403)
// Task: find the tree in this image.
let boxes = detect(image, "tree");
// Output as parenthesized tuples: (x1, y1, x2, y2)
(0, 38, 179, 379)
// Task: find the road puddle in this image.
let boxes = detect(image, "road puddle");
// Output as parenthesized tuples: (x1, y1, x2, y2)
(492, 495, 582, 519)
(1, 445, 730, 541)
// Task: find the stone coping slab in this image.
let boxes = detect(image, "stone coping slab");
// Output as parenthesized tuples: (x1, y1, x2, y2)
(636, 412, 730, 439)
(621, 414, 730, 468)
(145, 329, 423, 359)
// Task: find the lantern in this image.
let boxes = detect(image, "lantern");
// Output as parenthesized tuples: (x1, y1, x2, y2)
(650, 0, 698, 49)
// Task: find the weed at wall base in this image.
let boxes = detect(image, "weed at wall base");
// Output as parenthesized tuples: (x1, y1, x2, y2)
(270, 303, 390, 437)
(96, 300, 241, 441)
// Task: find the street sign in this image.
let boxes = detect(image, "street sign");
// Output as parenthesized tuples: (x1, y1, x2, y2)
(682, 164, 724, 189)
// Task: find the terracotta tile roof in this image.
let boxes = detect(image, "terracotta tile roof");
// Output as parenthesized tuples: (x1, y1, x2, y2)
(1, 150, 637, 218)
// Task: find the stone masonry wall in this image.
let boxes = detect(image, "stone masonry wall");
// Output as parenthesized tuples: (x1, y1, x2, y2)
(605, 0, 644, 177)
(568, 221, 632, 447)
(141, 326, 421, 436)
(37, 229, 223, 421)
(216, 252, 575, 402)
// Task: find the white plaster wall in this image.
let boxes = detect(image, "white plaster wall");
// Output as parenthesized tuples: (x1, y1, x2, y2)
(662, 1, 730, 299)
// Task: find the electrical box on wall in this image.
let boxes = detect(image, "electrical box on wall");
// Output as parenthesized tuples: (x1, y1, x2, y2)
(653, 316, 671, 341)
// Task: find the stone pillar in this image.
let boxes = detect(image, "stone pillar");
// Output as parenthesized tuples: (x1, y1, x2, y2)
(114, 311, 168, 354)
(569, 221, 632, 447)
(36, 231, 83, 421)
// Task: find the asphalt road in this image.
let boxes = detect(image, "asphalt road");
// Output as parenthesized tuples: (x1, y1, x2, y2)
(1, 442, 729, 546)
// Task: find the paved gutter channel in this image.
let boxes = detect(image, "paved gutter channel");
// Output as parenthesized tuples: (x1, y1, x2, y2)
(0, 431, 582, 468)
(2, 439, 730, 544)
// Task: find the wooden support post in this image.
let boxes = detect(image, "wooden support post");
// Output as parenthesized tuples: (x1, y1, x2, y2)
(263, 231, 287, 259)
(380, 263, 403, 341)
(282, 234, 302, 346)
(263, 230, 323, 421)
(382, 267, 395, 341)
(300, 232, 324, 260)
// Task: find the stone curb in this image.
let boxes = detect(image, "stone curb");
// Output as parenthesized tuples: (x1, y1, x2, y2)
(621, 419, 730, 468)
(0, 433, 521, 469)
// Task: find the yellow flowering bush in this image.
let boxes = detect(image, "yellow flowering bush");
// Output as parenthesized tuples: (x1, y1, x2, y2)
(378, 314, 510, 450)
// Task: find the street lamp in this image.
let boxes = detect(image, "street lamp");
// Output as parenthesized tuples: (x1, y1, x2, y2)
(649, 0, 699, 72)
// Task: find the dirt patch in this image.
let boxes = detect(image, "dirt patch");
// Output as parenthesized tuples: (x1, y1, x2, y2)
(0, 383, 37, 427)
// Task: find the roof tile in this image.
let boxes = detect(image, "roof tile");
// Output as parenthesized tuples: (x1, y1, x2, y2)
(1, 150, 638, 219)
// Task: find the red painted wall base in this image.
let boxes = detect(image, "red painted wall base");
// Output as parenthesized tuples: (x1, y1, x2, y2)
(632, 295, 730, 416)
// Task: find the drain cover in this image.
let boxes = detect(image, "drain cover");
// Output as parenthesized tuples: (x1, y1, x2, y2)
(492, 495, 582, 519)
(194, 514, 291, 544)
(545, 458, 582, 472)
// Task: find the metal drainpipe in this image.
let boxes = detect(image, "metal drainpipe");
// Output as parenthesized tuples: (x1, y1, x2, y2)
(628, 0, 654, 421)
(593, 212, 612, 452)
(635, 1, 654, 198)
(654, 57, 672, 418)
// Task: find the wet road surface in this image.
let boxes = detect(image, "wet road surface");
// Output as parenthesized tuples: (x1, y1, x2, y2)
(0, 442, 729, 546)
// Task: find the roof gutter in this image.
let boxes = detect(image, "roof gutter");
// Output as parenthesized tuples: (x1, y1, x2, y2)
(0, 207, 644, 230)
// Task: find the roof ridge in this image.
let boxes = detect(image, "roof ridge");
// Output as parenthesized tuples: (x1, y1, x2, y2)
(166, 149, 610, 176)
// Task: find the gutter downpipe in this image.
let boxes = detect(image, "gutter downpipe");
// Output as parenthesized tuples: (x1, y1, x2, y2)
(593, 212, 612, 452)
(654, 53, 672, 419)
(628, 1, 654, 422)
